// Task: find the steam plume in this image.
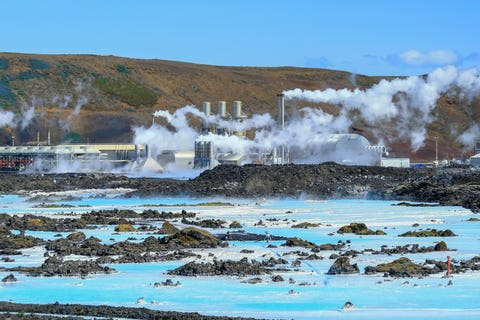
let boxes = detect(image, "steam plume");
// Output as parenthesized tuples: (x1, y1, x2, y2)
(284, 65, 480, 151)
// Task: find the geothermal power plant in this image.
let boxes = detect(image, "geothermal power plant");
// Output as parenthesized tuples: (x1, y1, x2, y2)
(0, 93, 474, 173)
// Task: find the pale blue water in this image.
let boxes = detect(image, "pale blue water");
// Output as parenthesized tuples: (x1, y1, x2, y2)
(0, 193, 479, 319)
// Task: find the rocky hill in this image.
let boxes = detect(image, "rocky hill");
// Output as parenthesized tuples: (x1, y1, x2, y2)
(0, 52, 478, 161)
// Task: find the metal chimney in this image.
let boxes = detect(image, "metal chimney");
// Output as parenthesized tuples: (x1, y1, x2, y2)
(277, 93, 285, 129)
(218, 101, 227, 118)
(47, 131, 51, 146)
(134, 144, 140, 160)
(36, 131, 40, 145)
(277, 93, 286, 164)
(202, 101, 211, 130)
(233, 100, 242, 120)
(145, 144, 150, 158)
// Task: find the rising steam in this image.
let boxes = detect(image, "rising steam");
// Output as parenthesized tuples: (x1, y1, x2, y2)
(133, 65, 480, 170)
(284, 65, 480, 151)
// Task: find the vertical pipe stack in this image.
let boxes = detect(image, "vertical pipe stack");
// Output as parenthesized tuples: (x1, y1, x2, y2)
(218, 101, 227, 118)
(277, 93, 285, 164)
(202, 102, 211, 131)
(233, 101, 242, 120)
(277, 93, 285, 130)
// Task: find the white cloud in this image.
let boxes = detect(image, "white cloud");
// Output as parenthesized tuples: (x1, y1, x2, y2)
(399, 49, 458, 66)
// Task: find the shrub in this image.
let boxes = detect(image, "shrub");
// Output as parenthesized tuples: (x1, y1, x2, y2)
(0, 83, 16, 105)
(0, 58, 9, 70)
(95, 77, 157, 107)
(1, 74, 15, 82)
(115, 64, 131, 74)
(17, 70, 44, 81)
(29, 58, 51, 70)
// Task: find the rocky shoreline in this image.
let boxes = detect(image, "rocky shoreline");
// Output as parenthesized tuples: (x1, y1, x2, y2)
(0, 302, 262, 320)
(1, 163, 479, 212)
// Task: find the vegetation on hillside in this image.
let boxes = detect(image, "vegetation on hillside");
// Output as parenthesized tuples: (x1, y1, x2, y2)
(95, 76, 157, 107)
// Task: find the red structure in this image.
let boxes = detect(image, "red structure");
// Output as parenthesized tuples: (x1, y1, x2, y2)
(447, 255, 451, 276)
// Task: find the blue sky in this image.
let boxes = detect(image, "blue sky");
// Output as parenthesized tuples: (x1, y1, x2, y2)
(1, 0, 479, 76)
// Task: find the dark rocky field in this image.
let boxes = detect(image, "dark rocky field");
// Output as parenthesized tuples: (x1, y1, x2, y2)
(1, 163, 479, 212)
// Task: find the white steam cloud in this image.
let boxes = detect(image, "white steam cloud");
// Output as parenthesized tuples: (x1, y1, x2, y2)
(457, 124, 480, 147)
(20, 106, 35, 130)
(63, 80, 90, 129)
(132, 66, 480, 170)
(284, 65, 480, 151)
(133, 102, 375, 165)
(0, 110, 15, 127)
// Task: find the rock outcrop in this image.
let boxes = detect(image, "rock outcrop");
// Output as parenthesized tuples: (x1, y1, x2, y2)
(399, 229, 457, 237)
(168, 257, 288, 277)
(2, 273, 18, 282)
(326, 257, 360, 275)
(337, 223, 386, 235)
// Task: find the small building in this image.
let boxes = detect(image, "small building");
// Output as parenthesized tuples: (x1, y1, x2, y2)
(0, 144, 147, 172)
(380, 157, 410, 168)
(157, 150, 194, 170)
(470, 153, 480, 165)
(217, 153, 246, 166)
(0, 145, 101, 171)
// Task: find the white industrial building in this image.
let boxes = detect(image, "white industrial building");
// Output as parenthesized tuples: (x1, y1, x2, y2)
(380, 157, 410, 168)
(470, 153, 480, 165)
(158, 150, 195, 169)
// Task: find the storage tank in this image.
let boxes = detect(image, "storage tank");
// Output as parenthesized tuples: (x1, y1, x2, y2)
(233, 101, 242, 120)
(218, 101, 227, 118)
(290, 133, 376, 165)
(202, 102, 211, 130)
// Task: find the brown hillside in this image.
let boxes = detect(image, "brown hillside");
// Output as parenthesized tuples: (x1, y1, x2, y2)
(0, 52, 477, 161)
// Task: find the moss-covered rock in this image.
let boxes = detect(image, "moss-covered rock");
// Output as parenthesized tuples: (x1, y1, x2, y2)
(66, 232, 87, 242)
(160, 227, 219, 249)
(364, 257, 426, 277)
(399, 229, 457, 237)
(283, 237, 316, 249)
(26, 218, 44, 228)
(229, 221, 242, 229)
(291, 222, 319, 229)
(337, 223, 386, 235)
(326, 257, 359, 275)
(114, 224, 137, 232)
(159, 221, 179, 234)
(434, 241, 449, 251)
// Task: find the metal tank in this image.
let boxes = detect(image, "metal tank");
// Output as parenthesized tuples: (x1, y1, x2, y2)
(233, 101, 242, 120)
(202, 102, 211, 130)
(218, 101, 227, 118)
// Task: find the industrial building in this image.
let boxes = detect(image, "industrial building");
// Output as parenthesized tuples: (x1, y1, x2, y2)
(469, 153, 480, 165)
(192, 95, 291, 169)
(190, 94, 388, 169)
(0, 142, 148, 172)
(157, 150, 194, 169)
(0, 93, 413, 173)
(380, 157, 410, 168)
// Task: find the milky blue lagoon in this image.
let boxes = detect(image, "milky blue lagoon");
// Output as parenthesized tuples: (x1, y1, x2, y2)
(1, 193, 479, 319)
